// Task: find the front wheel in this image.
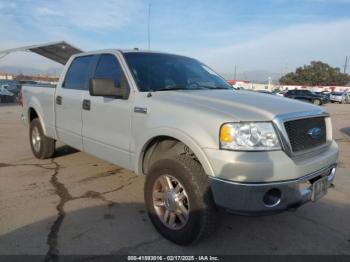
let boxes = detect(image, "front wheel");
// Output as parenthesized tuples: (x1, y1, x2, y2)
(144, 155, 217, 245)
(29, 118, 55, 159)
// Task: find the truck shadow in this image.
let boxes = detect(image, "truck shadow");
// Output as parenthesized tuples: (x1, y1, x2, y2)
(340, 127, 350, 138)
(54, 145, 79, 158)
(1, 198, 349, 256)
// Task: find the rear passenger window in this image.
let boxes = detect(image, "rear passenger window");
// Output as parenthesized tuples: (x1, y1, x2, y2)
(63, 55, 94, 90)
(94, 54, 124, 88)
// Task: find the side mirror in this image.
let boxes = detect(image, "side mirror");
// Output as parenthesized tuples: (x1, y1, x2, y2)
(89, 78, 129, 99)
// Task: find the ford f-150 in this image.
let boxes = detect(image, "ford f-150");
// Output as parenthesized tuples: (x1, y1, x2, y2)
(20, 47, 338, 245)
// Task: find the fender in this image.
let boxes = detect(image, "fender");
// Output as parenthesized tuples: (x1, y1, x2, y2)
(135, 127, 215, 177)
(27, 97, 48, 135)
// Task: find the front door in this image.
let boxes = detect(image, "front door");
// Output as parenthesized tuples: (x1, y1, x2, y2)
(81, 53, 133, 169)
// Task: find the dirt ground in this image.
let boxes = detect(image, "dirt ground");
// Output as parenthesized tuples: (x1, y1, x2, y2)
(0, 103, 349, 257)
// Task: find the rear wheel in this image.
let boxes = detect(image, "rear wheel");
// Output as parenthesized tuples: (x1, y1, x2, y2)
(29, 118, 55, 159)
(144, 155, 217, 245)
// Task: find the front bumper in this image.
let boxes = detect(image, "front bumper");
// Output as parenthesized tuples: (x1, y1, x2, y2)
(210, 165, 336, 215)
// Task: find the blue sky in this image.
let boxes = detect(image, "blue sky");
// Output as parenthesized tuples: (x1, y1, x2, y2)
(0, 0, 350, 78)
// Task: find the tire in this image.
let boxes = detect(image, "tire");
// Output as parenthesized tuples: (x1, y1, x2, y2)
(313, 99, 321, 105)
(144, 155, 217, 245)
(29, 118, 55, 159)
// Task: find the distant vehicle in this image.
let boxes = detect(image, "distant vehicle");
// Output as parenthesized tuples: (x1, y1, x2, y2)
(330, 92, 349, 104)
(275, 91, 286, 97)
(231, 86, 245, 90)
(257, 90, 276, 95)
(0, 84, 16, 103)
(314, 92, 330, 103)
(284, 89, 327, 105)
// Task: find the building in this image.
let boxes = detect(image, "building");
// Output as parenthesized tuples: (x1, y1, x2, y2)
(14, 74, 59, 85)
(227, 80, 252, 90)
(228, 79, 350, 92)
(0, 72, 15, 80)
(228, 80, 274, 91)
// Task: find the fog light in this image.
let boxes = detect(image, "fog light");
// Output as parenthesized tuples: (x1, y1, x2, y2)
(328, 167, 336, 182)
(263, 188, 282, 207)
(330, 167, 336, 177)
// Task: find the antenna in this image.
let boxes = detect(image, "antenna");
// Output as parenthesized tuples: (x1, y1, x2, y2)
(343, 56, 348, 74)
(148, 4, 151, 51)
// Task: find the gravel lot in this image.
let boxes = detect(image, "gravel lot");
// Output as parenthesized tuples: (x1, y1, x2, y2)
(0, 103, 349, 257)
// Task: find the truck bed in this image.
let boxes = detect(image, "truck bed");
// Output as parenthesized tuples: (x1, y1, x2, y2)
(22, 84, 57, 139)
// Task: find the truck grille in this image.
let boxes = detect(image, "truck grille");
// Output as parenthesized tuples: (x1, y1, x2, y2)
(284, 117, 326, 152)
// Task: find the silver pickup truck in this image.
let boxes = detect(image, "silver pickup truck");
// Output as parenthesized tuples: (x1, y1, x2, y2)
(21, 48, 338, 244)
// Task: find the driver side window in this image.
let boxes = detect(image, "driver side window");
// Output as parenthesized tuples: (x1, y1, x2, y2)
(94, 54, 126, 89)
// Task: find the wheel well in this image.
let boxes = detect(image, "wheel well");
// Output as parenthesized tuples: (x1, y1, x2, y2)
(29, 108, 39, 122)
(142, 136, 198, 175)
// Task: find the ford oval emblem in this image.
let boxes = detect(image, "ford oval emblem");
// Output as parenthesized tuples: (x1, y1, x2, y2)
(307, 127, 322, 139)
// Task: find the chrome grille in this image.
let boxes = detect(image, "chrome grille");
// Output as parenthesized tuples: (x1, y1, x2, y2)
(284, 117, 326, 152)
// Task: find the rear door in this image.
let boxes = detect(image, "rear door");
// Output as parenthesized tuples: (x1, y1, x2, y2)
(81, 53, 133, 169)
(294, 90, 305, 100)
(55, 55, 96, 150)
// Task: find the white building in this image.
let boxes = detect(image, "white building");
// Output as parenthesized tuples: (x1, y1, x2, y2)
(0, 72, 14, 80)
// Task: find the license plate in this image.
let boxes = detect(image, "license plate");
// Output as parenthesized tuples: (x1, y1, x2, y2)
(311, 176, 329, 202)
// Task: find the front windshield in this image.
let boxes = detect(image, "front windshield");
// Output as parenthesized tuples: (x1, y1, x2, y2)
(123, 52, 232, 92)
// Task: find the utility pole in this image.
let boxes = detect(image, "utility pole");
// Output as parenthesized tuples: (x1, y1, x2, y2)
(343, 56, 348, 74)
(234, 64, 237, 80)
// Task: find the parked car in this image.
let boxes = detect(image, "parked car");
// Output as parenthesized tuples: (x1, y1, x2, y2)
(257, 90, 276, 95)
(21, 48, 338, 245)
(232, 86, 245, 90)
(284, 89, 327, 105)
(330, 92, 349, 104)
(315, 91, 331, 103)
(0, 84, 16, 103)
(275, 91, 286, 97)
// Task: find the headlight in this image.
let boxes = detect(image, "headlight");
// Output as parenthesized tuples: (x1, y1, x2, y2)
(220, 122, 281, 151)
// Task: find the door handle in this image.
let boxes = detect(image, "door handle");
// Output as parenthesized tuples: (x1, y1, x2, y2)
(82, 99, 91, 111)
(56, 96, 62, 105)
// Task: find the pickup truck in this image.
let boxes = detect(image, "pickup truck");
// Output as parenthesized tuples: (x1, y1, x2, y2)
(21, 48, 339, 245)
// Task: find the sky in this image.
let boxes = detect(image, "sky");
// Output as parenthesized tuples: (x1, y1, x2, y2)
(0, 0, 350, 80)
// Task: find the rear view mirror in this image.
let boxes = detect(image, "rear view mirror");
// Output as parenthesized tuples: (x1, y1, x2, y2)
(90, 78, 129, 99)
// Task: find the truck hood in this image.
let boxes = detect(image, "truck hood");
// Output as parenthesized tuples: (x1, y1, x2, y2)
(153, 90, 327, 121)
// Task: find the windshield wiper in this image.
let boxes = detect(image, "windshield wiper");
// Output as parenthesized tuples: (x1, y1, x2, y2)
(155, 86, 188, 91)
(155, 85, 230, 92)
(198, 85, 231, 90)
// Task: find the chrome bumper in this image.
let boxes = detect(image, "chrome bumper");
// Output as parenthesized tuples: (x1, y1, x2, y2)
(209, 164, 336, 215)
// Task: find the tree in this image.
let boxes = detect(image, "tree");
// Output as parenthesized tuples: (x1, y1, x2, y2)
(279, 61, 350, 86)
